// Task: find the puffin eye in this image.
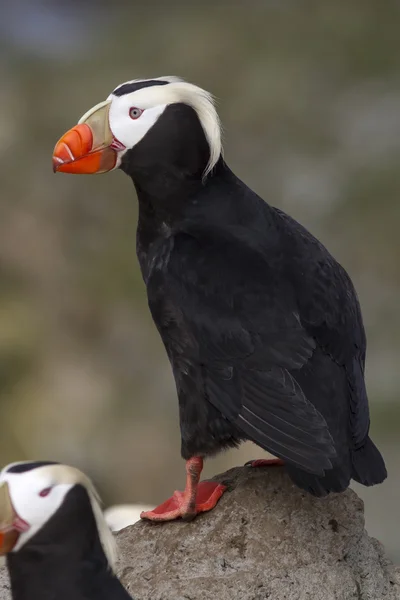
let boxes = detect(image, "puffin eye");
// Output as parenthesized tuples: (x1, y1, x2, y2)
(39, 487, 52, 498)
(129, 107, 143, 120)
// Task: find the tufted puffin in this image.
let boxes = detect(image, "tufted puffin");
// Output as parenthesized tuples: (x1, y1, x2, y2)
(0, 461, 131, 599)
(53, 76, 387, 522)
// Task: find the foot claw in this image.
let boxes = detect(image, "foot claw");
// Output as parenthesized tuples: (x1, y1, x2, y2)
(245, 458, 284, 468)
(140, 481, 226, 523)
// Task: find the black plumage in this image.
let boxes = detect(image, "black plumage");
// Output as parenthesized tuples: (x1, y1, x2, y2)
(121, 101, 386, 498)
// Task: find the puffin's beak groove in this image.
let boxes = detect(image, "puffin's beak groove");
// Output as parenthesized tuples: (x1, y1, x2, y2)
(0, 482, 20, 555)
(52, 100, 118, 175)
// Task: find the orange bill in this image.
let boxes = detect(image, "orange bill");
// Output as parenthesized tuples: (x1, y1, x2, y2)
(52, 124, 117, 174)
(52, 99, 119, 175)
(0, 482, 20, 555)
(0, 529, 19, 554)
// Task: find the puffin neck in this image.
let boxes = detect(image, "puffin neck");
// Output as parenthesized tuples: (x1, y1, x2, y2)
(133, 155, 228, 228)
(6, 486, 129, 600)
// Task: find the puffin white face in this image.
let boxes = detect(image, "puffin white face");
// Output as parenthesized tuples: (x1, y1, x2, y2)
(104, 84, 170, 161)
(53, 76, 222, 177)
(0, 461, 117, 567)
(0, 463, 74, 551)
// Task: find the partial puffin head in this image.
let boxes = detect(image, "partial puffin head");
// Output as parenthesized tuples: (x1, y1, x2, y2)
(52, 76, 222, 181)
(0, 460, 116, 566)
(104, 503, 153, 532)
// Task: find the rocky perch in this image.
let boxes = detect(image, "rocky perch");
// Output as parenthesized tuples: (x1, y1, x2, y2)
(0, 466, 399, 599)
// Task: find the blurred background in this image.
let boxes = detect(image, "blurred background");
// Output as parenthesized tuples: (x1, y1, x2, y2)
(0, 0, 399, 559)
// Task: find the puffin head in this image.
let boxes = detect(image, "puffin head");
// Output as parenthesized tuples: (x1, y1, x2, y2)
(0, 461, 116, 567)
(52, 76, 222, 182)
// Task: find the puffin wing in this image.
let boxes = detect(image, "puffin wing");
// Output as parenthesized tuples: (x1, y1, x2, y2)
(151, 230, 337, 474)
(274, 208, 370, 448)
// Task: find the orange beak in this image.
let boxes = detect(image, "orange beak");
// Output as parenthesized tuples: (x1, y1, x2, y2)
(52, 99, 122, 175)
(0, 481, 23, 555)
(0, 529, 20, 554)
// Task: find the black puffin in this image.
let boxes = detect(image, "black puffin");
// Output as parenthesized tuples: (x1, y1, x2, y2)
(0, 461, 131, 599)
(53, 76, 387, 522)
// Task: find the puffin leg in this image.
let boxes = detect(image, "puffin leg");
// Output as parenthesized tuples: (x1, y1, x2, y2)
(140, 457, 226, 522)
(245, 458, 285, 468)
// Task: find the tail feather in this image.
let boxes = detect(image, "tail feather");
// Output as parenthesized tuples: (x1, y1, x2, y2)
(286, 436, 387, 497)
(351, 437, 387, 486)
(286, 463, 351, 497)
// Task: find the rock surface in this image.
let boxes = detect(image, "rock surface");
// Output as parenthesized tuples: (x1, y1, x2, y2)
(0, 466, 399, 599)
(118, 466, 400, 600)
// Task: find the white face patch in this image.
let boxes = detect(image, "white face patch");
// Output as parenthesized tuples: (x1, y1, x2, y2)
(107, 92, 167, 167)
(0, 463, 117, 568)
(102, 77, 222, 175)
(0, 466, 73, 551)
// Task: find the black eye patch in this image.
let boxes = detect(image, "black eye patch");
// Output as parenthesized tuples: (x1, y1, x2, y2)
(113, 80, 169, 97)
(6, 461, 59, 474)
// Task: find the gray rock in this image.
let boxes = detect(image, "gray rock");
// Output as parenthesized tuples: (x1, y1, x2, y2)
(117, 467, 399, 600)
(0, 466, 398, 599)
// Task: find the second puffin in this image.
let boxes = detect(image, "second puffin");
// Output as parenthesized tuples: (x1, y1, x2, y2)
(53, 76, 387, 522)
